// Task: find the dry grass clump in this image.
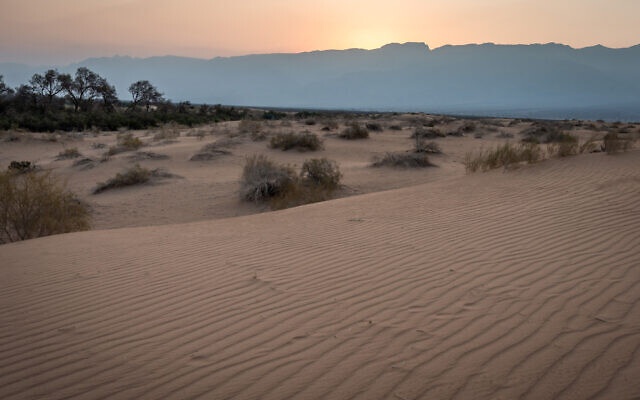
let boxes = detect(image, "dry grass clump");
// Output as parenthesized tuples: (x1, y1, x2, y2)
(8, 161, 37, 173)
(415, 139, 442, 154)
(56, 147, 81, 160)
(107, 132, 144, 156)
(603, 132, 633, 154)
(240, 154, 296, 202)
(93, 164, 151, 194)
(412, 127, 445, 139)
(339, 123, 369, 139)
(269, 132, 323, 151)
(464, 142, 543, 172)
(365, 122, 383, 132)
(153, 122, 181, 141)
(238, 119, 262, 134)
(546, 141, 579, 158)
(240, 155, 342, 208)
(189, 141, 232, 161)
(0, 169, 90, 243)
(372, 152, 435, 168)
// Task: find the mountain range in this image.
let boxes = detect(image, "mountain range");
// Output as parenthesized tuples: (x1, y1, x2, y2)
(2, 42, 640, 121)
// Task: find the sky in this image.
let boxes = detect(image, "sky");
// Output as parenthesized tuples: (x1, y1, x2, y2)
(1, 0, 639, 65)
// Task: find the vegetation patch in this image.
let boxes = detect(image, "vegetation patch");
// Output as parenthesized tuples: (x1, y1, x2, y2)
(269, 131, 323, 151)
(189, 141, 233, 161)
(0, 169, 90, 243)
(93, 164, 152, 194)
(603, 132, 633, 154)
(240, 155, 342, 208)
(56, 147, 81, 160)
(372, 152, 435, 168)
(412, 127, 445, 139)
(464, 142, 543, 172)
(339, 123, 369, 139)
(107, 132, 144, 155)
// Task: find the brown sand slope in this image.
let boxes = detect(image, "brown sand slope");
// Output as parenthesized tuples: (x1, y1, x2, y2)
(1, 150, 639, 399)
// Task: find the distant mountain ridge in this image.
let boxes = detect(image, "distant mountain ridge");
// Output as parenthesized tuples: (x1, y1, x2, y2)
(2, 42, 640, 121)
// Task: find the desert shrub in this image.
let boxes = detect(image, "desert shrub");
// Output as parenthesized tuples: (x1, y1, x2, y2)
(496, 132, 514, 139)
(372, 152, 435, 168)
(56, 147, 81, 160)
(365, 122, 383, 132)
(415, 139, 442, 154)
(93, 164, 151, 194)
(251, 131, 267, 141)
(304, 119, 317, 126)
(153, 122, 181, 141)
(458, 122, 476, 133)
(464, 142, 542, 172)
(339, 123, 369, 139)
(321, 119, 339, 131)
(412, 127, 444, 139)
(189, 141, 232, 161)
(8, 161, 37, 173)
(300, 158, 341, 190)
(603, 132, 632, 154)
(262, 110, 286, 120)
(238, 119, 262, 134)
(547, 141, 579, 158)
(389, 125, 403, 131)
(579, 137, 599, 154)
(269, 132, 323, 151)
(544, 131, 577, 144)
(107, 132, 143, 155)
(240, 155, 296, 202)
(0, 170, 90, 243)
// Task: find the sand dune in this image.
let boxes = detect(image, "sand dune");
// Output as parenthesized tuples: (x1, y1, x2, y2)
(1, 147, 639, 399)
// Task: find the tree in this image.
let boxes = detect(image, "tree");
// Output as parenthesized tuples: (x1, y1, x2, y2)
(95, 77, 118, 111)
(0, 75, 13, 96)
(59, 67, 104, 112)
(29, 69, 64, 111)
(128, 80, 163, 111)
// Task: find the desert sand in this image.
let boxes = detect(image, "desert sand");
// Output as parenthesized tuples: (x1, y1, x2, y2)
(1, 114, 639, 399)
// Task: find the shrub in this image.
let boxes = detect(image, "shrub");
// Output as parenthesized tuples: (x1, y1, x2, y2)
(412, 127, 444, 139)
(464, 142, 542, 173)
(240, 155, 296, 202)
(0, 170, 90, 243)
(389, 125, 403, 131)
(189, 141, 232, 161)
(300, 158, 341, 190)
(239, 119, 262, 134)
(153, 122, 181, 141)
(415, 139, 442, 154)
(269, 132, 323, 151)
(603, 132, 632, 154)
(547, 141, 579, 158)
(339, 123, 369, 139)
(56, 147, 81, 160)
(372, 152, 435, 168)
(8, 161, 37, 173)
(93, 164, 151, 194)
(365, 122, 383, 132)
(107, 132, 144, 155)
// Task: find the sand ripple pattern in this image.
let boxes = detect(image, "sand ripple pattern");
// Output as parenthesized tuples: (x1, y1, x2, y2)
(1, 151, 640, 399)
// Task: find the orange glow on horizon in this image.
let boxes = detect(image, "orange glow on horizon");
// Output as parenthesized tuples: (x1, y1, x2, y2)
(1, 0, 639, 64)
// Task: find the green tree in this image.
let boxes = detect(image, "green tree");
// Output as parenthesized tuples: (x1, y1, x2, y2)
(128, 80, 163, 111)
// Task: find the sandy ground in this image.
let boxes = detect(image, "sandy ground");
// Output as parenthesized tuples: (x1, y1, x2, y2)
(1, 114, 640, 399)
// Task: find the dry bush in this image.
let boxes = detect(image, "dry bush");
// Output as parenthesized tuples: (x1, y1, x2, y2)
(240, 155, 296, 202)
(8, 161, 37, 173)
(238, 119, 262, 134)
(153, 122, 181, 141)
(603, 132, 632, 154)
(93, 164, 151, 194)
(365, 122, 383, 132)
(56, 147, 81, 160)
(389, 125, 403, 131)
(464, 142, 543, 172)
(496, 131, 514, 139)
(189, 141, 232, 161)
(240, 155, 342, 208)
(546, 141, 579, 158)
(107, 133, 143, 155)
(339, 123, 369, 139)
(321, 119, 339, 131)
(0, 170, 90, 243)
(412, 127, 444, 139)
(579, 136, 599, 154)
(415, 139, 442, 154)
(269, 132, 323, 151)
(372, 152, 435, 168)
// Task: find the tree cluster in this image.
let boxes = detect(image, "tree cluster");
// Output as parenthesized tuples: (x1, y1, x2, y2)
(0, 70, 245, 132)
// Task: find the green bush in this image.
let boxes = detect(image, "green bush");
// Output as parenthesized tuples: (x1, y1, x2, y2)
(93, 164, 151, 194)
(269, 132, 323, 151)
(0, 170, 90, 243)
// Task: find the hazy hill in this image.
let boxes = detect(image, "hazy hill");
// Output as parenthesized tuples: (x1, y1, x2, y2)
(2, 42, 640, 120)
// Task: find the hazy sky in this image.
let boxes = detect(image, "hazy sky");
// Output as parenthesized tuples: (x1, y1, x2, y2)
(1, 0, 639, 65)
